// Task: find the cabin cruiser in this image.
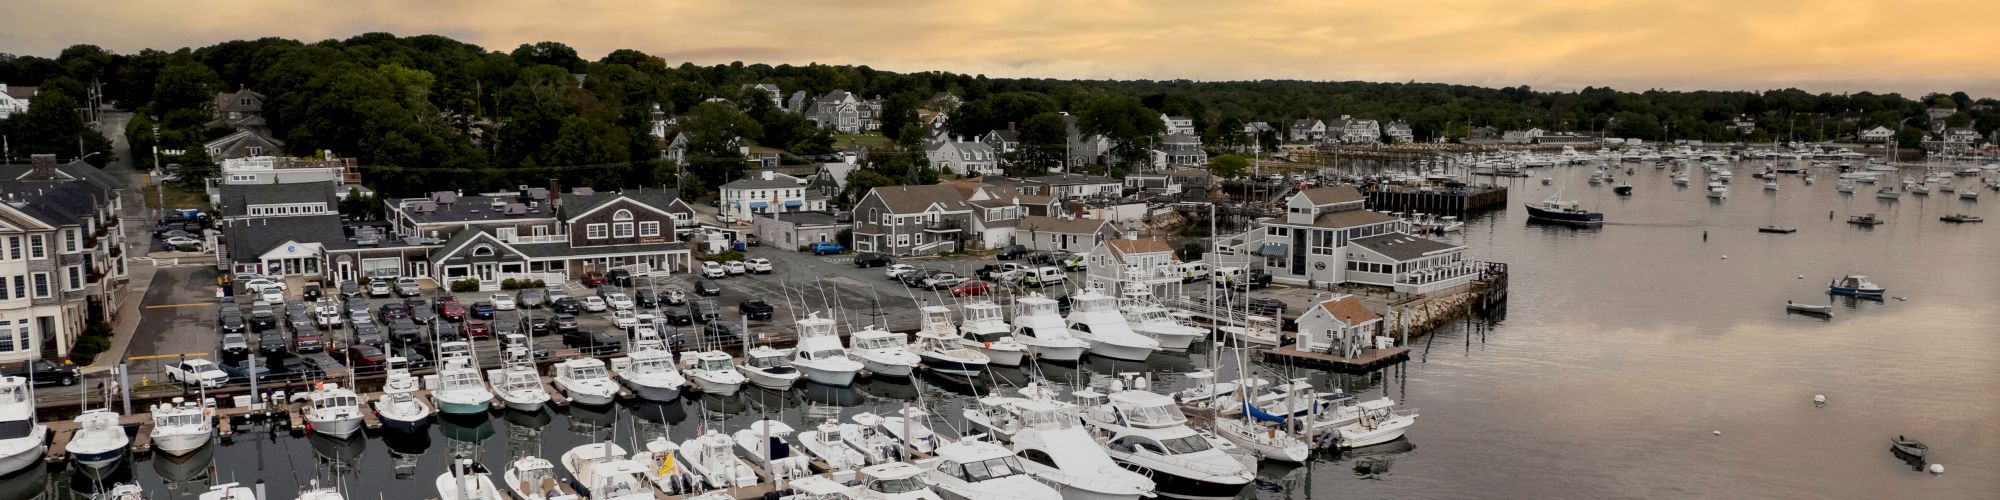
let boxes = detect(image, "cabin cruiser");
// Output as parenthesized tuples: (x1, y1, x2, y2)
(504, 455, 580, 500)
(68, 408, 130, 469)
(849, 326, 921, 377)
(149, 398, 212, 456)
(790, 312, 865, 386)
(1079, 390, 1253, 500)
(374, 356, 432, 432)
(738, 346, 803, 390)
(1828, 275, 1886, 297)
(551, 358, 619, 407)
(923, 440, 1062, 500)
(678, 430, 760, 489)
(1706, 182, 1728, 199)
(627, 438, 702, 496)
(432, 342, 494, 415)
(732, 419, 813, 480)
(490, 337, 552, 412)
(304, 383, 364, 439)
(1009, 294, 1091, 361)
(560, 443, 653, 500)
(948, 303, 1027, 366)
(1524, 192, 1603, 225)
(681, 351, 747, 396)
(1065, 286, 1161, 361)
(1006, 398, 1157, 500)
(910, 329, 989, 377)
(852, 462, 943, 500)
(1121, 287, 1205, 351)
(796, 417, 870, 470)
(839, 415, 911, 465)
(611, 330, 686, 402)
(436, 459, 504, 500)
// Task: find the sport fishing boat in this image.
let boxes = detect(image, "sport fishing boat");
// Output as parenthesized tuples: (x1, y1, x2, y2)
(559, 443, 652, 500)
(849, 326, 921, 377)
(626, 438, 701, 497)
(732, 418, 813, 481)
(611, 329, 686, 402)
(374, 356, 432, 432)
(851, 462, 943, 500)
(999, 398, 1156, 500)
(67, 408, 130, 469)
(1009, 293, 1090, 362)
(789, 312, 865, 386)
(435, 459, 504, 500)
(738, 346, 803, 390)
(910, 328, 989, 377)
(199, 483, 258, 500)
(432, 342, 494, 416)
(304, 382, 364, 439)
(950, 303, 1028, 366)
(1064, 285, 1160, 361)
(1121, 286, 1205, 351)
(677, 430, 760, 490)
(148, 398, 213, 456)
(503, 455, 579, 500)
(1828, 275, 1886, 297)
(1524, 192, 1604, 225)
(489, 336, 552, 412)
(795, 418, 870, 470)
(923, 440, 1062, 500)
(856, 407, 945, 456)
(681, 351, 747, 396)
(1078, 389, 1253, 500)
(838, 416, 910, 465)
(551, 358, 619, 407)
(294, 480, 346, 500)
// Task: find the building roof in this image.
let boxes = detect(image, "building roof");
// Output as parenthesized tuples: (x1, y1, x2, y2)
(721, 171, 804, 190)
(0, 180, 108, 226)
(1317, 296, 1381, 325)
(221, 214, 347, 263)
(217, 182, 340, 217)
(1017, 215, 1109, 235)
(3, 86, 36, 100)
(984, 130, 1019, 142)
(865, 184, 970, 214)
(1299, 186, 1365, 205)
(1307, 209, 1399, 229)
(762, 211, 842, 227)
(1351, 233, 1462, 261)
(1105, 237, 1176, 262)
(0, 158, 125, 192)
(1025, 174, 1118, 187)
(214, 87, 265, 113)
(392, 193, 556, 225)
(560, 188, 685, 220)
(204, 129, 283, 151)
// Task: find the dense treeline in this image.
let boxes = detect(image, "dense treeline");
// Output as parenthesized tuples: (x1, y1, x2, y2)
(2, 33, 1994, 197)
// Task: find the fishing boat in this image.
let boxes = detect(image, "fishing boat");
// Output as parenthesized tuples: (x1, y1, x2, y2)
(436, 459, 504, 500)
(924, 440, 1063, 500)
(200, 483, 258, 500)
(611, 329, 686, 402)
(852, 462, 943, 500)
(1216, 315, 1283, 347)
(560, 443, 652, 500)
(503, 455, 580, 500)
(1763, 180, 1778, 191)
(148, 398, 212, 456)
(1121, 287, 1205, 351)
(1890, 435, 1929, 459)
(551, 358, 619, 407)
(626, 438, 701, 496)
(677, 430, 760, 489)
(1009, 293, 1091, 362)
(1827, 275, 1885, 297)
(374, 356, 431, 432)
(1706, 182, 1728, 199)
(870, 407, 945, 456)
(789, 312, 865, 386)
(489, 336, 551, 412)
(1941, 213, 1984, 223)
(1078, 389, 1254, 500)
(738, 346, 803, 390)
(1327, 404, 1420, 449)
(1524, 192, 1604, 225)
(1000, 398, 1156, 500)
(1065, 285, 1161, 361)
(1784, 301, 1833, 317)
(1911, 184, 1930, 195)
(849, 326, 921, 377)
(432, 342, 494, 416)
(1835, 181, 1856, 193)
(1757, 226, 1796, 234)
(955, 301, 1029, 365)
(838, 416, 909, 465)
(67, 409, 130, 469)
(681, 351, 747, 396)
(1846, 214, 1885, 226)
(732, 419, 813, 481)
(910, 328, 989, 377)
(796, 418, 870, 470)
(295, 480, 346, 500)
(305, 382, 364, 439)
(1960, 190, 1979, 200)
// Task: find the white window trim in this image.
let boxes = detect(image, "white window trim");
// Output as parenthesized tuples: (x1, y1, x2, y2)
(638, 221, 660, 237)
(587, 224, 608, 239)
(613, 222, 634, 238)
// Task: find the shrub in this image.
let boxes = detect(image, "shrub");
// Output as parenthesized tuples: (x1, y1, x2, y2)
(450, 279, 480, 293)
(500, 278, 520, 290)
(69, 323, 115, 365)
(1179, 243, 1207, 261)
(527, 279, 546, 289)
(697, 250, 744, 262)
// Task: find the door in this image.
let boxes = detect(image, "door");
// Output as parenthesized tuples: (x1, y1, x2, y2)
(475, 263, 495, 283)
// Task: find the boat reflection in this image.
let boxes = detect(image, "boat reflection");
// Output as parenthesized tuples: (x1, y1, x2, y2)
(309, 432, 367, 476)
(382, 428, 431, 480)
(152, 437, 217, 487)
(623, 398, 688, 426)
(855, 374, 919, 401)
(0, 458, 48, 500)
(799, 381, 865, 407)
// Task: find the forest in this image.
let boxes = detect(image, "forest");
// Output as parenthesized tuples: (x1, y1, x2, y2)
(2, 33, 1993, 198)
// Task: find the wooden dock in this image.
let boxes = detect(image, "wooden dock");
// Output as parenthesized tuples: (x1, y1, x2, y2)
(1261, 344, 1409, 371)
(1367, 184, 1509, 215)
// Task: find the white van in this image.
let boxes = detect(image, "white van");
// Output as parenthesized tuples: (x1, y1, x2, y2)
(1023, 266, 1067, 287)
(1210, 266, 1244, 286)
(1178, 262, 1211, 283)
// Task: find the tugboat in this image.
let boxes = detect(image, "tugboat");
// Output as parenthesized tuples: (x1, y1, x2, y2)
(1524, 192, 1604, 225)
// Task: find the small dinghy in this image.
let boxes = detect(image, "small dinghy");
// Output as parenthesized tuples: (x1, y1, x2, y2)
(1890, 435, 1929, 459)
(1757, 226, 1796, 234)
(1784, 301, 1832, 317)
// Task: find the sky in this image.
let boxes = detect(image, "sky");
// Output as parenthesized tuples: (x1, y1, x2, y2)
(5, 0, 1999, 97)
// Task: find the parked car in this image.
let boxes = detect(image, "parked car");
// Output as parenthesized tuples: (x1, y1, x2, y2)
(550, 297, 581, 315)
(692, 299, 720, 323)
(408, 305, 436, 325)
(701, 322, 746, 344)
(898, 269, 938, 288)
(387, 318, 423, 346)
(609, 309, 638, 329)
(276, 356, 328, 381)
(216, 359, 269, 384)
(994, 244, 1028, 260)
(301, 285, 323, 302)
(606, 269, 633, 288)
(852, 252, 893, 268)
(394, 278, 422, 297)
(221, 333, 251, 357)
(460, 319, 493, 339)
(694, 279, 721, 296)
(975, 263, 1032, 282)
(562, 330, 622, 355)
(470, 301, 497, 319)
(0, 360, 79, 386)
(339, 280, 360, 298)
(367, 280, 393, 297)
(922, 272, 966, 290)
(552, 314, 580, 333)
(517, 288, 546, 309)
(663, 289, 688, 305)
(166, 359, 228, 388)
(351, 325, 384, 347)
(241, 278, 286, 294)
(739, 298, 774, 320)
(436, 300, 467, 321)
(391, 347, 434, 370)
(378, 303, 411, 322)
(258, 332, 289, 357)
(340, 344, 387, 369)
(663, 305, 694, 326)
(1022, 267, 1067, 287)
(723, 261, 747, 275)
(578, 296, 607, 312)
(220, 311, 247, 334)
(491, 293, 517, 311)
(950, 280, 992, 297)
(885, 264, 918, 280)
(810, 241, 846, 255)
(521, 316, 554, 336)
(633, 289, 659, 309)
(744, 258, 773, 274)
(579, 271, 608, 288)
(249, 307, 280, 332)
(257, 287, 285, 304)
(700, 261, 727, 278)
(601, 292, 634, 310)
(294, 324, 324, 352)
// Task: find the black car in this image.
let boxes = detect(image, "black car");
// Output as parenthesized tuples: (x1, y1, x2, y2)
(552, 314, 580, 333)
(562, 330, 622, 354)
(633, 289, 659, 309)
(898, 269, 938, 288)
(277, 355, 328, 381)
(408, 306, 437, 325)
(219, 313, 247, 334)
(249, 308, 280, 332)
(1, 359, 80, 386)
(694, 279, 721, 296)
(692, 299, 720, 323)
(387, 318, 424, 346)
(551, 297, 582, 314)
(286, 312, 315, 333)
(739, 298, 774, 320)
(521, 315, 554, 336)
(352, 324, 385, 347)
(391, 346, 434, 370)
(258, 332, 290, 356)
(994, 244, 1028, 260)
(606, 269, 633, 288)
(852, 252, 894, 268)
(339, 280, 360, 298)
(701, 322, 745, 344)
(491, 320, 519, 339)
(663, 305, 694, 326)
(302, 285, 323, 302)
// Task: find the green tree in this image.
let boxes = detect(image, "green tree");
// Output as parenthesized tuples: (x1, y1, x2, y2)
(1207, 154, 1250, 180)
(680, 101, 762, 191)
(1010, 112, 1068, 176)
(879, 94, 921, 141)
(151, 61, 223, 115)
(840, 169, 897, 205)
(1079, 97, 1165, 172)
(510, 42, 585, 72)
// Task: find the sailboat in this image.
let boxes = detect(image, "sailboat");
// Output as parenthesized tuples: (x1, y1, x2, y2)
(1009, 293, 1090, 362)
(149, 398, 213, 456)
(374, 356, 432, 432)
(789, 312, 864, 386)
(611, 328, 686, 402)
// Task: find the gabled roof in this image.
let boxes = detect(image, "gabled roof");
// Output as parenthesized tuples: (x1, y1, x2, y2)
(221, 215, 346, 263)
(721, 172, 805, 190)
(1292, 119, 1322, 128)
(863, 184, 970, 214)
(1316, 296, 1381, 325)
(214, 87, 265, 112)
(1104, 237, 1176, 263)
(560, 188, 686, 221)
(1310, 209, 1399, 229)
(1298, 186, 1365, 205)
(204, 129, 284, 151)
(984, 130, 1019, 142)
(0, 180, 108, 227)
(1351, 233, 1462, 261)
(429, 227, 526, 263)
(1017, 215, 1110, 235)
(3, 86, 37, 100)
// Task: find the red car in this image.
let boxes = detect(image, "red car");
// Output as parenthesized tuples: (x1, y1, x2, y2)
(950, 280, 993, 297)
(460, 319, 492, 339)
(341, 344, 386, 368)
(436, 300, 466, 322)
(580, 271, 608, 287)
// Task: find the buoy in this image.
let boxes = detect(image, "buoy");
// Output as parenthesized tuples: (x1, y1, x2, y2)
(1797, 275, 1805, 279)
(1813, 394, 1826, 405)
(1928, 463, 1943, 474)
(1713, 430, 1722, 435)
(1720, 255, 1728, 260)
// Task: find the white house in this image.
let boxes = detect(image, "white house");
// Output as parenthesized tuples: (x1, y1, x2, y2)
(1161, 114, 1196, 136)
(1015, 216, 1115, 253)
(1859, 126, 1895, 142)
(0, 84, 33, 119)
(925, 141, 1000, 177)
(1503, 128, 1545, 144)
(1208, 186, 1478, 293)
(1290, 119, 1327, 142)
(1383, 120, 1414, 143)
(1342, 118, 1382, 144)
(1294, 295, 1384, 358)
(718, 170, 823, 223)
(1085, 236, 1183, 298)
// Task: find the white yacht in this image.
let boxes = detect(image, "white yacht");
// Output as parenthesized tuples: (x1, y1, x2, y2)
(1328, 404, 1420, 449)
(951, 302, 1028, 366)
(561, 443, 653, 500)
(909, 329, 989, 377)
(1706, 182, 1729, 199)
(1065, 286, 1159, 361)
(1120, 287, 1205, 351)
(432, 342, 494, 416)
(796, 417, 870, 470)
(1080, 390, 1253, 500)
(148, 398, 212, 456)
(627, 438, 701, 496)
(305, 382, 364, 439)
(0, 377, 44, 477)
(923, 440, 1062, 500)
(552, 358, 619, 407)
(849, 462, 943, 500)
(489, 338, 552, 412)
(294, 481, 346, 500)
(849, 326, 920, 377)
(67, 408, 130, 469)
(789, 312, 864, 386)
(374, 356, 432, 432)
(435, 459, 504, 500)
(864, 407, 944, 456)
(681, 351, 747, 396)
(838, 416, 909, 465)
(199, 483, 258, 500)
(611, 330, 686, 402)
(1009, 293, 1090, 362)
(503, 455, 580, 500)
(677, 430, 760, 489)
(1005, 399, 1156, 500)
(732, 419, 813, 480)
(738, 346, 803, 390)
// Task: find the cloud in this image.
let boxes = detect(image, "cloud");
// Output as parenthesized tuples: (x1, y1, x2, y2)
(4, 0, 1998, 96)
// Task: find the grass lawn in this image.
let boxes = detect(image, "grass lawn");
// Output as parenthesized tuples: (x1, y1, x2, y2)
(144, 182, 210, 211)
(831, 133, 892, 148)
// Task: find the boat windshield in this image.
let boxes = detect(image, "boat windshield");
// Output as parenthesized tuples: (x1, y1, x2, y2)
(869, 476, 927, 494)
(1124, 403, 1189, 427)
(631, 357, 672, 374)
(1126, 309, 1168, 323)
(856, 337, 895, 350)
(750, 355, 787, 368)
(1158, 434, 1213, 454)
(157, 413, 205, 427)
(314, 395, 356, 409)
(958, 456, 1027, 482)
(0, 419, 34, 439)
(965, 305, 1000, 322)
(570, 365, 606, 379)
(802, 349, 846, 360)
(698, 358, 733, 371)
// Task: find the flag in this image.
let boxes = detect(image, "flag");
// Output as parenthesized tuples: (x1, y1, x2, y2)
(657, 453, 676, 476)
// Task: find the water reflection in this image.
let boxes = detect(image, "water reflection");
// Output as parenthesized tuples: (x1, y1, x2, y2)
(308, 433, 366, 477)
(0, 461, 49, 500)
(151, 440, 216, 492)
(854, 376, 918, 400)
(799, 382, 865, 407)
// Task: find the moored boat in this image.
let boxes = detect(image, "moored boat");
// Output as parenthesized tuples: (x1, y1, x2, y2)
(1827, 275, 1885, 297)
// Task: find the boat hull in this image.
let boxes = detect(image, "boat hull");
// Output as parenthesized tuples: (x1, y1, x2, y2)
(150, 431, 211, 456)
(1828, 287, 1884, 297)
(1023, 343, 1087, 362)
(1524, 204, 1604, 225)
(918, 354, 987, 376)
(618, 378, 683, 402)
(1139, 328, 1203, 351)
(0, 435, 46, 477)
(434, 398, 492, 416)
(1084, 340, 1155, 362)
(310, 416, 364, 439)
(1116, 462, 1249, 500)
(794, 364, 859, 387)
(563, 388, 617, 407)
(1336, 416, 1416, 449)
(690, 376, 742, 396)
(973, 346, 1028, 366)
(859, 357, 916, 378)
(743, 369, 802, 390)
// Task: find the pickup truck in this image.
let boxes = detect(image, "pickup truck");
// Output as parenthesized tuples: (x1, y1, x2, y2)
(810, 241, 846, 255)
(0, 360, 79, 386)
(165, 359, 229, 388)
(739, 298, 775, 320)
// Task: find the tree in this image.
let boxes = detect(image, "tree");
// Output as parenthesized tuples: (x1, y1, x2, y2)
(1010, 112, 1068, 176)
(510, 42, 585, 72)
(1078, 97, 1165, 172)
(679, 101, 762, 191)
(1207, 154, 1250, 180)
(840, 169, 897, 205)
(879, 94, 921, 141)
(151, 61, 222, 115)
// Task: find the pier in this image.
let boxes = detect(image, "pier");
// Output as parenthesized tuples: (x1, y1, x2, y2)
(1366, 184, 1510, 215)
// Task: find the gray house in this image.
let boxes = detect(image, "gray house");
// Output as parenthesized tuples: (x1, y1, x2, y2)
(850, 185, 974, 256)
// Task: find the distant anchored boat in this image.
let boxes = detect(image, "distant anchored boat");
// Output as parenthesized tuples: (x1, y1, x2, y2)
(1828, 275, 1885, 298)
(1940, 214, 1984, 223)
(1785, 301, 1832, 317)
(1846, 214, 1885, 226)
(1525, 193, 1604, 225)
(1758, 226, 1796, 234)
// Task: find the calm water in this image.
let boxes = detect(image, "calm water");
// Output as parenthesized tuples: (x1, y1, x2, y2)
(11, 161, 1999, 499)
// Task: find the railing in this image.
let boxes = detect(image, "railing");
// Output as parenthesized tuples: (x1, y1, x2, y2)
(922, 221, 961, 232)
(505, 234, 567, 245)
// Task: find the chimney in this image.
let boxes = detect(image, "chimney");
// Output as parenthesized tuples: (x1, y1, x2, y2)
(1007, 122, 1016, 133)
(548, 178, 560, 209)
(28, 154, 58, 180)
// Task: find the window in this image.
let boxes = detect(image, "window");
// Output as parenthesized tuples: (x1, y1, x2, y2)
(64, 230, 77, 252)
(613, 223, 634, 238)
(247, 147, 263, 156)
(5, 236, 16, 260)
(13, 276, 24, 298)
(613, 209, 633, 221)
(0, 278, 7, 300)
(896, 234, 909, 246)
(587, 224, 608, 239)
(28, 236, 43, 259)
(31, 274, 48, 298)
(639, 222, 660, 237)
(66, 267, 80, 290)
(471, 244, 495, 257)
(0, 323, 12, 353)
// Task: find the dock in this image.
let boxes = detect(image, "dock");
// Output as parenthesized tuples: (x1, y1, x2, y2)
(1366, 184, 1509, 215)
(1261, 344, 1410, 371)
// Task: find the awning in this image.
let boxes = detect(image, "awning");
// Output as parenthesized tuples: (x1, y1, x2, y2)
(783, 200, 803, 207)
(1257, 243, 1289, 258)
(750, 201, 769, 209)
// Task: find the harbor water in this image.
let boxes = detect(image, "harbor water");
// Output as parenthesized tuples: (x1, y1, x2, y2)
(9, 160, 1998, 498)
